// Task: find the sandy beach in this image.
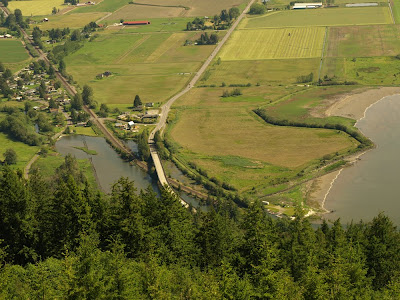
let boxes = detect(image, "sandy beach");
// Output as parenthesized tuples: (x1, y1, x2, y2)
(308, 86, 400, 212)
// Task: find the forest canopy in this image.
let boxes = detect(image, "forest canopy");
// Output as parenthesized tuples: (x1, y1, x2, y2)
(0, 163, 399, 298)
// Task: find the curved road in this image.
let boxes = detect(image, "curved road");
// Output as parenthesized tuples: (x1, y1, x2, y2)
(148, 0, 256, 188)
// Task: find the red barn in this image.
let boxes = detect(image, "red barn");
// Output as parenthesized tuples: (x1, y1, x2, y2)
(123, 21, 151, 26)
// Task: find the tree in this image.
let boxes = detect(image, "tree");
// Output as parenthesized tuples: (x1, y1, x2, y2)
(52, 7, 57, 15)
(71, 93, 83, 111)
(82, 84, 94, 106)
(70, 29, 81, 41)
(14, 9, 23, 25)
(3, 148, 17, 165)
(2, 68, 12, 79)
(229, 7, 240, 19)
(0, 61, 4, 73)
(133, 95, 142, 108)
(1, 0, 8, 8)
(249, 3, 266, 15)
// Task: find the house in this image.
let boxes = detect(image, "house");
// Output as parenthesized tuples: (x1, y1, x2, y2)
(123, 21, 151, 26)
(43, 18, 49, 22)
(115, 122, 127, 130)
(293, 2, 322, 9)
(145, 102, 154, 107)
(128, 121, 135, 128)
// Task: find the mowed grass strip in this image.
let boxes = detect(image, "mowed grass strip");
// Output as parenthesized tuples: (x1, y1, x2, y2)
(0, 40, 29, 63)
(219, 27, 325, 60)
(242, 7, 393, 29)
(8, 0, 65, 16)
(326, 25, 400, 58)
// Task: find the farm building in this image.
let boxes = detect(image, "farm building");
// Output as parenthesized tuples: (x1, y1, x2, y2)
(123, 21, 151, 26)
(293, 2, 322, 9)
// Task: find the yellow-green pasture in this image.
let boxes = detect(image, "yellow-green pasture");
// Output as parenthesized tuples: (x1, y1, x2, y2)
(326, 25, 400, 58)
(65, 31, 218, 104)
(169, 86, 357, 196)
(219, 27, 325, 60)
(322, 56, 400, 85)
(8, 0, 66, 16)
(34, 12, 107, 30)
(240, 7, 393, 29)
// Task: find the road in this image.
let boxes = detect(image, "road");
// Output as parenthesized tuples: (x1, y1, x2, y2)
(148, 0, 256, 189)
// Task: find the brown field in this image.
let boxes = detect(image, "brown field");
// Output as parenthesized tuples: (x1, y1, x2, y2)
(326, 25, 400, 57)
(171, 88, 355, 169)
(104, 4, 186, 21)
(126, 0, 246, 17)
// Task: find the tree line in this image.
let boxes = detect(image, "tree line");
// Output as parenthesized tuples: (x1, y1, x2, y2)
(0, 164, 400, 298)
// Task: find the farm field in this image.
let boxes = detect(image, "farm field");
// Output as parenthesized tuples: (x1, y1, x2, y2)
(103, 4, 186, 22)
(201, 58, 320, 85)
(169, 86, 357, 197)
(8, 0, 65, 16)
(0, 40, 29, 63)
(65, 32, 218, 104)
(170, 106, 353, 168)
(72, 0, 131, 13)
(322, 56, 400, 85)
(219, 27, 325, 60)
(120, 0, 247, 17)
(326, 25, 400, 57)
(241, 7, 392, 29)
(34, 12, 107, 30)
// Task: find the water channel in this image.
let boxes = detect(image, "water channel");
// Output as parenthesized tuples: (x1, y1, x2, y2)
(55, 135, 208, 209)
(324, 95, 400, 225)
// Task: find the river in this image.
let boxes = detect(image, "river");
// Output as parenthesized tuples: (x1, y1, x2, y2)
(56, 135, 158, 194)
(324, 95, 400, 225)
(56, 135, 208, 210)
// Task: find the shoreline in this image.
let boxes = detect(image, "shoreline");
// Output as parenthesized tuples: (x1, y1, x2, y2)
(309, 86, 400, 213)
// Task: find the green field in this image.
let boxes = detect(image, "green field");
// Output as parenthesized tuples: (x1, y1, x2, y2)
(65, 31, 218, 104)
(0, 132, 39, 170)
(219, 27, 325, 60)
(326, 25, 400, 57)
(391, 0, 400, 23)
(0, 40, 29, 63)
(241, 7, 393, 29)
(35, 12, 107, 30)
(8, 0, 65, 16)
(322, 56, 400, 85)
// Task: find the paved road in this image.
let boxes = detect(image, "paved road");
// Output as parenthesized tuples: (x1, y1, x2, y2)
(148, 0, 256, 188)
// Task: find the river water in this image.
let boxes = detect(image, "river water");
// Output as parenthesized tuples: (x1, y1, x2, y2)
(324, 95, 400, 225)
(56, 135, 158, 194)
(55, 135, 208, 209)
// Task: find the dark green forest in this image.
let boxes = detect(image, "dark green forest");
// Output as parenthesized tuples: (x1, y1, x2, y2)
(0, 157, 400, 299)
